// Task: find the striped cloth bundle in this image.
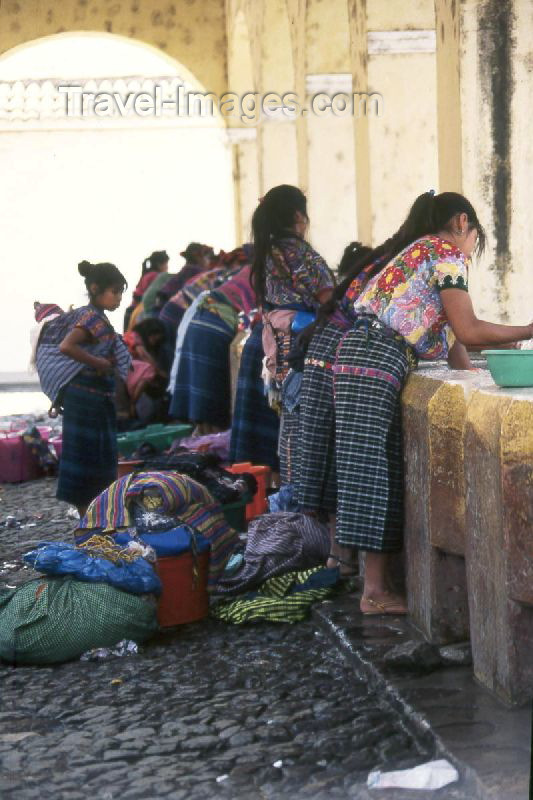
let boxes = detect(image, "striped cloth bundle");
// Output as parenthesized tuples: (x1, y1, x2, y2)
(211, 567, 338, 624)
(36, 305, 131, 405)
(77, 472, 238, 590)
(215, 511, 329, 595)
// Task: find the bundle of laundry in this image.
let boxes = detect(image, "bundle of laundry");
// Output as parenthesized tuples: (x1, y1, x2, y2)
(215, 511, 330, 595)
(174, 429, 232, 461)
(212, 567, 338, 624)
(116, 450, 256, 505)
(75, 471, 239, 591)
(0, 578, 158, 665)
(139, 452, 257, 505)
(23, 539, 161, 595)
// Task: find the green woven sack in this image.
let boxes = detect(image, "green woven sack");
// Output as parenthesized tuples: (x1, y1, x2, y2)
(0, 577, 158, 665)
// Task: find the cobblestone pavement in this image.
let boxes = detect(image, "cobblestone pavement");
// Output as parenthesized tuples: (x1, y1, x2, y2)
(0, 479, 467, 800)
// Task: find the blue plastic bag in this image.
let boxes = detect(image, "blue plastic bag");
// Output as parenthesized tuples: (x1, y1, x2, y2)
(291, 311, 316, 333)
(113, 527, 210, 558)
(268, 485, 300, 513)
(139, 527, 210, 558)
(23, 542, 161, 595)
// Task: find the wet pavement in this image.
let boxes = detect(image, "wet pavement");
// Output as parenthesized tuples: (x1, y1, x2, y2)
(0, 477, 527, 799)
(315, 597, 532, 800)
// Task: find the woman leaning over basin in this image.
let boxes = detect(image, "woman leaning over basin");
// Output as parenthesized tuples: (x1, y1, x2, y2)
(297, 190, 533, 615)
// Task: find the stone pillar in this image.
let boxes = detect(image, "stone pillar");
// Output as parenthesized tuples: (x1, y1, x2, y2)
(434, 0, 462, 192)
(347, 0, 372, 244)
(287, 0, 309, 193)
(258, 0, 299, 193)
(260, 119, 299, 193)
(227, 128, 259, 245)
(403, 370, 472, 643)
(465, 388, 533, 705)
(306, 74, 357, 268)
(435, 0, 530, 324)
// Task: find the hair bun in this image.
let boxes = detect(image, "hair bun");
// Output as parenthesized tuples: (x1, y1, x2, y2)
(78, 260, 93, 277)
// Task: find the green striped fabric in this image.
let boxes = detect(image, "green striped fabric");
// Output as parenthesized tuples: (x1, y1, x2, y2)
(211, 568, 334, 624)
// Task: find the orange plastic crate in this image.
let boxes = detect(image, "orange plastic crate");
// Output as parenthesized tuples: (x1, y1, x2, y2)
(226, 462, 271, 521)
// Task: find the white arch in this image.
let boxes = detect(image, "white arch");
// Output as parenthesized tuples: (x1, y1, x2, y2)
(0, 31, 227, 126)
(0, 31, 236, 372)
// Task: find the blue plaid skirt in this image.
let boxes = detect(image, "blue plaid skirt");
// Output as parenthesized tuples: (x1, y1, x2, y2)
(57, 372, 117, 507)
(295, 320, 346, 514)
(229, 323, 280, 471)
(169, 308, 236, 428)
(333, 323, 414, 552)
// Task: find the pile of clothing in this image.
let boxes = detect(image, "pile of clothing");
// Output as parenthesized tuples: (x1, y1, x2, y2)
(75, 471, 238, 590)
(0, 471, 239, 665)
(212, 511, 338, 623)
(0, 531, 159, 666)
(138, 452, 256, 505)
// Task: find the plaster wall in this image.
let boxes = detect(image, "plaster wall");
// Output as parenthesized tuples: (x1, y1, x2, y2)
(0, 0, 227, 96)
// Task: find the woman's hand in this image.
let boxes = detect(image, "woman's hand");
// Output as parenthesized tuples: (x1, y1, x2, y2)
(447, 340, 473, 370)
(91, 357, 114, 375)
(59, 327, 115, 373)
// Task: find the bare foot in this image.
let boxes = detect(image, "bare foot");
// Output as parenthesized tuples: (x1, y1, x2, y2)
(360, 592, 407, 616)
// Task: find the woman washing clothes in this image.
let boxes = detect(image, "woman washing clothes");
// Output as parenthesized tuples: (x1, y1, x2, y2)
(229, 310, 282, 478)
(149, 242, 214, 317)
(250, 185, 335, 486)
(159, 247, 250, 336)
(169, 253, 256, 433)
(294, 242, 374, 576)
(123, 250, 169, 331)
(122, 318, 171, 423)
(298, 190, 533, 614)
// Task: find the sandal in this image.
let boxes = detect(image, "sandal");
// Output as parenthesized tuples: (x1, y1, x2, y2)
(327, 554, 358, 578)
(360, 596, 407, 616)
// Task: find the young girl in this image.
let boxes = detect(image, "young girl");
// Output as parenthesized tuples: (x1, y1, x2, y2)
(301, 191, 532, 615)
(36, 261, 130, 516)
(250, 185, 335, 485)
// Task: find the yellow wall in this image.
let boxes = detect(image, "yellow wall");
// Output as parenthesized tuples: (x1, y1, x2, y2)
(306, 0, 351, 74)
(2, 0, 531, 326)
(455, 0, 532, 325)
(0, 0, 227, 95)
(368, 51, 438, 244)
(367, 0, 434, 29)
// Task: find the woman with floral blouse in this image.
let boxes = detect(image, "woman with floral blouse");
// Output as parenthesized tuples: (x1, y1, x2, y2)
(297, 191, 533, 614)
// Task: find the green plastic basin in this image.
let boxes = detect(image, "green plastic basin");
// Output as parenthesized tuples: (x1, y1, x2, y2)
(117, 423, 193, 457)
(482, 350, 533, 388)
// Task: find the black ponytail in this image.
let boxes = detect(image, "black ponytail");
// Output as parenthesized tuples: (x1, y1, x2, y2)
(318, 190, 486, 324)
(142, 250, 169, 275)
(296, 241, 374, 350)
(78, 260, 127, 298)
(250, 184, 308, 306)
(337, 241, 374, 278)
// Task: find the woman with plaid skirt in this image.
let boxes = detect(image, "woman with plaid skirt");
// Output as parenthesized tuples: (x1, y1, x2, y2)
(297, 191, 533, 614)
(295, 243, 373, 574)
(250, 185, 335, 485)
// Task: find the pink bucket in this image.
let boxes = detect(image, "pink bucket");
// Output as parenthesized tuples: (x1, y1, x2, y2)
(0, 431, 42, 483)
